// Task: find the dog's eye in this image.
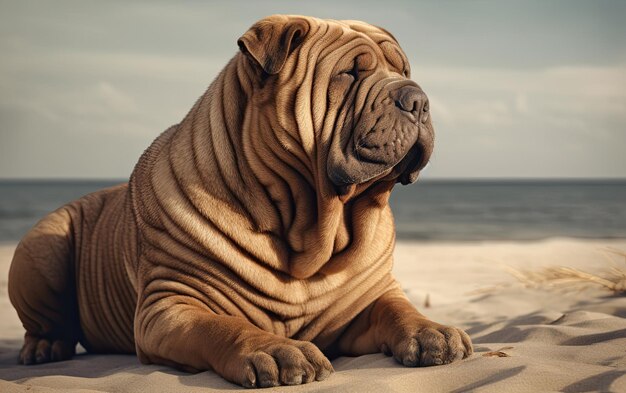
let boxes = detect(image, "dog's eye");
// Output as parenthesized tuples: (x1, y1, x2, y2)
(336, 54, 373, 84)
(339, 60, 359, 80)
(346, 61, 359, 79)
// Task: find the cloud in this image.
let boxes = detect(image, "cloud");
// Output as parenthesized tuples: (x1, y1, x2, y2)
(421, 63, 626, 127)
(515, 93, 529, 114)
(0, 46, 226, 84)
(417, 64, 626, 178)
(94, 82, 137, 114)
(0, 43, 228, 141)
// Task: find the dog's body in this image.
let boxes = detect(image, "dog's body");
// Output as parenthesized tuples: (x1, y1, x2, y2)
(9, 15, 471, 387)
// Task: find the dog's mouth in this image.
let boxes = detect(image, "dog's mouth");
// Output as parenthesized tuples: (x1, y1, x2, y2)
(332, 137, 431, 198)
(377, 133, 431, 186)
(329, 121, 434, 197)
(395, 143, 426, 185)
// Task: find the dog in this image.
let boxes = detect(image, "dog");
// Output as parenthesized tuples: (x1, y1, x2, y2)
(9, 15, 472, 388)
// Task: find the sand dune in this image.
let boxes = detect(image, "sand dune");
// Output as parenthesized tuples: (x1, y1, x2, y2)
(1, 239, 625, 392)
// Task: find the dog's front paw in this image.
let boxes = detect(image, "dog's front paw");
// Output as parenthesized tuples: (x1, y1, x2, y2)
(381, 319, 473, 367)
(235, 340, 334, 388)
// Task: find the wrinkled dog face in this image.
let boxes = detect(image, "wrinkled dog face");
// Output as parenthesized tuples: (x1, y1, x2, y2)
(238, 16, 434, 193)
(326, 22, 435, 190)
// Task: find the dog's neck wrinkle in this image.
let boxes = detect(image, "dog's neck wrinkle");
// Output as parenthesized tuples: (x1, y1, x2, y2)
(132, 58, 289, 273)
(234, 56, 397, 279)
(169, 56, 341, 276)
(196, 58, 283, 233)
(220, 55, 350, 277)
(160, 54, 385, 280)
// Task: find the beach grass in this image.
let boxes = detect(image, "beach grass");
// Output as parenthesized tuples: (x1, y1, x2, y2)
(473, 248, 626, 295)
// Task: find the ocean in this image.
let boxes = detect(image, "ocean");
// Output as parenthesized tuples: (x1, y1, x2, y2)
(0, 180, 625, 243)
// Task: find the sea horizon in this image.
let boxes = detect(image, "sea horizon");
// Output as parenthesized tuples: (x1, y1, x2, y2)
(1, 178, 625, 243)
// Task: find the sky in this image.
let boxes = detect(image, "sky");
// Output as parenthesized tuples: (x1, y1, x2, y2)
(1, 0, 625, 179)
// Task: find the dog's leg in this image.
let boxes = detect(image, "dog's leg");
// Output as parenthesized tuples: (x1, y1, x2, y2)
(337, 286, 472, 366)
(8, 209, 80, 364)
(134, 295, 334, 388)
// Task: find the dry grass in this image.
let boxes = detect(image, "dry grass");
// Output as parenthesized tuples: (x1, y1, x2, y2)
(472, 248, 626, 296)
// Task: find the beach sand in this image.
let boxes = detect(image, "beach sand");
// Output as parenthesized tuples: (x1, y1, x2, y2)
(1, 239, 625, 392)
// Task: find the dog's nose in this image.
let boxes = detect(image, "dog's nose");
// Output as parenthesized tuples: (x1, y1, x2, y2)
(394, 86, 429, 123)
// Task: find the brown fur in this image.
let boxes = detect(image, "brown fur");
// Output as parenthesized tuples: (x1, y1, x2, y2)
(8, 15, 472, 387)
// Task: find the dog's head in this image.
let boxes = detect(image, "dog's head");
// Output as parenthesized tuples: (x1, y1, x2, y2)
(238, 15, 434, 196)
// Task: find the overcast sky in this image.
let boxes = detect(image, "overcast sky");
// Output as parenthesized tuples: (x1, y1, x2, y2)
(1, 0, 625, 179)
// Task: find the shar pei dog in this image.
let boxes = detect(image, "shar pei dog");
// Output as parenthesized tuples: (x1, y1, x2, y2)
(9, 15, 472, 388)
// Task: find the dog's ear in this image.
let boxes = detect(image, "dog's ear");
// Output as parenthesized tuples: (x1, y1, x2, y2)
(238, 15, 309, 75)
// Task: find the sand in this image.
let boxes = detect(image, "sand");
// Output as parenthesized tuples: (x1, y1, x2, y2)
(1, 238, 625, 392)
